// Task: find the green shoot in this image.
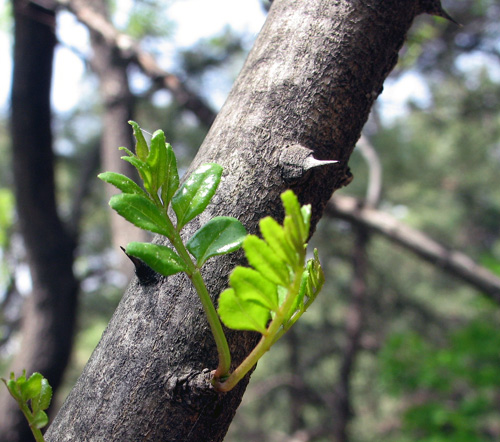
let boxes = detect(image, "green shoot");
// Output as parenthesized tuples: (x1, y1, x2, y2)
(1, 371, 52, 442)
(98, 122, 247, 378)
(214, 190, 324, 391)
(99, 121, 324, 390)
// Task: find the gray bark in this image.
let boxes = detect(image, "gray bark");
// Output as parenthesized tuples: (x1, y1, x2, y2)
(46, 1, 422, 440)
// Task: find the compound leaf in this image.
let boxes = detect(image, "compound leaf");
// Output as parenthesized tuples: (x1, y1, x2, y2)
(281, 190, 310, 247)
(243, 235, 290, 286)
(259, 216, 298, 266)
(230, 267, 278, 311)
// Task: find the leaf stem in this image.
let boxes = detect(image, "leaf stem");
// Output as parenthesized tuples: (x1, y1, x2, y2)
(190, 270, 232, 378)
(164, 215, 232, 378)
(17, 402, 45, 442)
(214, 259, 305, 392)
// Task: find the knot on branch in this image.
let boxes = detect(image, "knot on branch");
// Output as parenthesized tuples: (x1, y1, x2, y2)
(164, 368, 217, 406)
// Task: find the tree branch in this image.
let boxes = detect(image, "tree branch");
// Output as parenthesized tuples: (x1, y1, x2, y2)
(45, 1, 422, 440)
(326, 195, 500, 303)
(59, 0, 217, 127)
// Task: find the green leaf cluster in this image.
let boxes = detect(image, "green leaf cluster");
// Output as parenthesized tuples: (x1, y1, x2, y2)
(218, 190, 324, 338)
(98, 121, 247, 276)
(2, 371, 52, 442)
(99, 121, 246, 379)
(98, 122, 325, 391)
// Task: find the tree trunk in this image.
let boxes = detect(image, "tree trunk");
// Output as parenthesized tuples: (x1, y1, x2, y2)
(87, 0, 147, 274)
(45, 1, 422, 440)
(0, 1, 79, 441)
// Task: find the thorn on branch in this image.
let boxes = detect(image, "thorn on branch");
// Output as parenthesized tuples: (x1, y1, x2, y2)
(417, 0, 460, 25)
(121, 246, 159, 285)
(279, 144, 338, 185)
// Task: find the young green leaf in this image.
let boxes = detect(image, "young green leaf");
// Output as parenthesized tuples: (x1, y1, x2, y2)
(301, 204, 311, 237)
(109, 193, 172, 237)
(31, 410, 49, 429)
(303, 249, 325, 307)
(34, 378, 53, 412)
(21, 372, 43, 402)
(290, 270, 309, 317)
(129, 120, 149, 161)
(146, 129, 168, 193)
(125, 242, 188, 276)
(283, 215, 303, 252)
(243, 235, 290, 286)
(120, 151, 154, 193)
(171, 163, 223, 231)
(259, 216, 298, 266)
(281, 190, 308, 244)
(98, 172, 147, 196)
(161, 143, 179, 207)
(218, 288, 270, 334)
(229, 267, 279, 311)
(186, 216, 247, 267)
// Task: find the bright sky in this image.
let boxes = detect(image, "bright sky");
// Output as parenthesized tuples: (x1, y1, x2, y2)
(0, 0, 427, 118)
(0, 0, 267, 113)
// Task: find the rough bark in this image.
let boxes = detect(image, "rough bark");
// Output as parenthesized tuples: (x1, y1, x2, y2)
(45, 1, 421, 441)
(0, 1, 79, 441)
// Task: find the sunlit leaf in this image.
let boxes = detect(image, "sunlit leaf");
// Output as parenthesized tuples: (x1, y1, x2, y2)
(172, 163, 223, 231)
(259, 216, 298, 266)
(186, 216, 247, 267)
(243, 235, 290, 286)
(109, 194, 172, 236)
(126, 242, 187, 276)
(230, 267, 278, 311)
(301, 204, 311, 238)
(218, 288, 270, 333)
(284, 215, 302, 251)
(281, 190, 309, 245)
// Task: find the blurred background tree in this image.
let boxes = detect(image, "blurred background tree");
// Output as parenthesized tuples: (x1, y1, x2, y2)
(0, 0, 499, 441)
